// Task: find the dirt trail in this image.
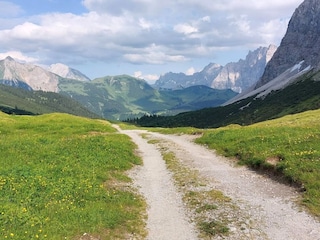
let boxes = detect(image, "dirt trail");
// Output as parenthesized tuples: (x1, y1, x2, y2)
(117, 127, 320, 240)
(119, 128, 198, 240)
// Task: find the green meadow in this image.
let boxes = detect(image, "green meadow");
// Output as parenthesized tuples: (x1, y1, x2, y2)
(196, 109, 320, 217)
(0, 112, 145, 239)
(1, 107, 320, 240)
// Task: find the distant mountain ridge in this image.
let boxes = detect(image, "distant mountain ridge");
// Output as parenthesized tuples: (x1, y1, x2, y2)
(0, 57, 91, 92)
(0, 56, 237, 120)
(154, 45, 277, 93)
(58, 75, 237, 120)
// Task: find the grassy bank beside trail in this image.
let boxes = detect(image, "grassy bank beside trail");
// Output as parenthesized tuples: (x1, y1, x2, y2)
(0, 112, 145, 240)
(196, 109, 320, 217)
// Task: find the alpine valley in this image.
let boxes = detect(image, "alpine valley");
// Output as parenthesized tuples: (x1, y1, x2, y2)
(0, 44, 276, 120)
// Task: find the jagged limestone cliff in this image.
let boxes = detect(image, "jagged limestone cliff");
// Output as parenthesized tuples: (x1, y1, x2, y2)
(210, 45, 277, 92)
(256, 0, 320, 88)
(155, 45, 277, 93)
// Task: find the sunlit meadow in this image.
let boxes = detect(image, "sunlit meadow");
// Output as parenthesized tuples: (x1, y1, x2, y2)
(0, 112, 145, 239)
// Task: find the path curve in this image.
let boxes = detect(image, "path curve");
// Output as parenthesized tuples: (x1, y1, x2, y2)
(117, 126, 320, 240)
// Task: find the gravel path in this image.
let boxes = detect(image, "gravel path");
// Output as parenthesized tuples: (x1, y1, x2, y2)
(117, 127, 320, 240)
(119, 128, 198, 240)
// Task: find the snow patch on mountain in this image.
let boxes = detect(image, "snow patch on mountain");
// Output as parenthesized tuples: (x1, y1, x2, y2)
(224, 62, 312, 105)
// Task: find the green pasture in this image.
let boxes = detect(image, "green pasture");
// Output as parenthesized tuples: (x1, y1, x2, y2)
(0, 112, 145, 239)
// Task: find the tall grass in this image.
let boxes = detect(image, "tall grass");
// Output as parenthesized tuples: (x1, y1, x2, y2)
(0, 112, 145, 239)
(196, 109, 320, 217)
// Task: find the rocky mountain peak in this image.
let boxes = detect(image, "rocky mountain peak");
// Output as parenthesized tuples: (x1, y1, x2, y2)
(256, 0, 320, 88)
(4, 56, 15, 61)
(0, 57, 60, 92)
(49, 63, 70, 76)
(202, 63, 222, 75)
(210, 44, 277, 93)
(49, 63, 91, 82)
(154, 45, 276, 93)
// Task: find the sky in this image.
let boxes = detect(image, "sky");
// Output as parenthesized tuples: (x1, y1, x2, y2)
(0, 0, 303, 83)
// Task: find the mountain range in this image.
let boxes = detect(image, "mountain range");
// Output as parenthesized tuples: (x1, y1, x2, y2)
(0, 44, 277, 120)
(58, 75, 237, 120)
(154, 45, 277, 93)
(0, 57, 237, 120)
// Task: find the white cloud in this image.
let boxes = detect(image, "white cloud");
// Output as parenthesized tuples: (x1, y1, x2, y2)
(82, 0, 172, 16)
(229, 15, 251, 35)
(134, 71, 159, 83)
(124, 43, 189, 64)
(134, 71, 143, 78)
(0, 51, 38, 63)
(258, 18, 290, 45)
(174, 23, 198, 35)
(0, 1, 23, 17)
(186, 67, 196, 76)
(0, 0, 302, 72)
(125, 52, 187, 64)
(193, 0, 301, 13)
(0, 11, 150, 62)
(139, 18, 153, 30)
(201, 16, 211, 23)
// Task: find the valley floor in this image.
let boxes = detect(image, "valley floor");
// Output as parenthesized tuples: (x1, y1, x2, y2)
(116, 126, 320, 240)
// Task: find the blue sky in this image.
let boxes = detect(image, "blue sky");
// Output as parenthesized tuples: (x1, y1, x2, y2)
(0, 0, 302, 83)
(9, 0, 88, 15)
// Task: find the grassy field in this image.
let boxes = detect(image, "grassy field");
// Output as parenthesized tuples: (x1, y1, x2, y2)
(196, 109, 320, 217)
(0, 112, 145, 239)
(2, 108, 319, 239)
